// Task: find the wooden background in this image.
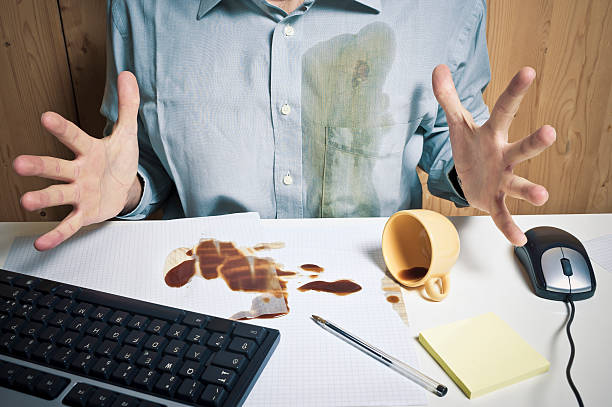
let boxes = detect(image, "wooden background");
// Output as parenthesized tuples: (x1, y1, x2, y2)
(1, 0, 611, 222)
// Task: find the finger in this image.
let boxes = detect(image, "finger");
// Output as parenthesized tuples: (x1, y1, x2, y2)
(34, 210, 83, 251)
(13, 155, 79, 182)
(504, 125, 556, 165)
(505, 175, 549, 206)
(41, 112, 92, 156)
(115, 71, 140, 137)
(20, 184, 79, 212)
(488, 67, 536, 133)
(490, 196, 528, 246)
(432, 64, 466, 126)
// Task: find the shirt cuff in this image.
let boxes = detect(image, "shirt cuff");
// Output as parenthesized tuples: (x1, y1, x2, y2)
(427, 158, 470, 208)
(115, 165, 156, 220)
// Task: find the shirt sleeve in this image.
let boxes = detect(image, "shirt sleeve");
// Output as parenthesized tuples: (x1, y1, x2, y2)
(101, 0, 173, 220)
(418, 0, 490, 208)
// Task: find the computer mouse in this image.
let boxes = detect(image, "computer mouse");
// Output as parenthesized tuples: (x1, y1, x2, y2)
(514, 226, 596, 301)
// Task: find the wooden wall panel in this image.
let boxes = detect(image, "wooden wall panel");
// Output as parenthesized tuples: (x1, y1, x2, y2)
(1, 0, 611, 222)
(421, 0, 612, 215)
(59, 0, 107, 138)
(0, 0, 76, 221)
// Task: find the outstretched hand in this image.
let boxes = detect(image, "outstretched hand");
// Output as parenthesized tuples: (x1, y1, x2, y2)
(13, 71, 142, 251)
(432, 65, 556, 246)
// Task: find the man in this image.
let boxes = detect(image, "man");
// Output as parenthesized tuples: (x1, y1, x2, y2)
(13, 0, 555, 251)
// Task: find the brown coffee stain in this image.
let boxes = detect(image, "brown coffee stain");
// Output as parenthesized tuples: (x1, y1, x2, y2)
(309, 274, 318, 279)
(253, 242, 285, 251)
(263, 297, 270, 303)
(300, 264, 324, 273)
(185, 249, 193, 256)
(398, 267, 428, 282)
(298, 280, 362, 296)
(165, 259, 196, 287)
(276, 269, 297, 277)
(386, 295, 400, 303)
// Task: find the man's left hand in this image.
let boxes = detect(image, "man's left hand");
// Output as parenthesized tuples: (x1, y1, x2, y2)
(432, 64, 556, 246)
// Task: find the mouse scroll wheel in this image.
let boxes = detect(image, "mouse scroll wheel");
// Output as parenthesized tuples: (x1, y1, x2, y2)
(560, 258, 573, 276)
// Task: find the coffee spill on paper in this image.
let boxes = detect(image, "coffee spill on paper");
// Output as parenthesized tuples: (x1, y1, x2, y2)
(298, 280, 362, 296)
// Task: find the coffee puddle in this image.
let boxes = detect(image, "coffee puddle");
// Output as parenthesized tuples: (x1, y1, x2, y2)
(398, 267, 428, 282)
(164, 239, 361, 320)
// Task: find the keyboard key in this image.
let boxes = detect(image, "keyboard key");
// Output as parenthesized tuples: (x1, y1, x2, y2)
(0, 285, 24, 300)
(39, 326, 61, 343)
(185, 344, 210, 362)
(111, 363, 137, 385)
(110, 394, 139, 407)
(200, 384, 227, 407)
(109, 310, 129, 326)
(69, 317, 90, 333)
(105, 326, 127, 342)
(21, 290, 42, 304)
(14, 367, 42, 393)
(144, 335, 167, 352)
(86, 321, 108, 337)
(31, 307, 54, 323)
(76, 336, 100, 353)
(13, 275, 40, 289)
(87, 388, 115, 406)
(206, 317, 234, 333)
(183, 312, 207, 328)
(4, 317, 25, 333)
(158, 355, 180, 374)
(54, 299, 75, 313)
(58, 330, 80, 348)
(73, 302, 94, 318)
(178, 360, 203, 379)
(153, 373, 180, 397)
(228, 337, 258, 359)
(136, 349, 160, 369)
(233, 323, 268, 344)
(166, 323, 187, 340)
(35, 279, 58, 294)
(91, 306, 111, 322)
(49, 312, 72, 328)
(91, 358, 116, 379)
(0, 271, 17, 285)
(96, 340, 119, 358)
(0, 332, 18, 352)
(176, 378, 204, 402)
(51, 347, 76, 368)
(133, 368, 158, 391)
(164, 339, 187, 357)
(0, 299, 17, 315)
(146, 319, 168, 335)
(124, 330, 146, 347)
(212, 350, 247, 373)
(13, 336, 37, 357)
(14, 303, 34, 319)
(56, 284, 80, 299)
(0, 362, 24, 386)
(71, 352, 96, 374)
(201, 365, 237, 390)
(22, 321, 43, 337)
(38, 294, 59, 308)
(207, 333, 228, 351)
(32, 342, 55, 362)
(186, 327, 209, 344)
(34, 373, 69, 399)
(63, 382, 95, 407)
(126, 315, 148, 330)
(116, 345, 138, 363)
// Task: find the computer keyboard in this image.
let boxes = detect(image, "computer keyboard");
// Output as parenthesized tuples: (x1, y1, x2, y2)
(0, 268, 280, 406)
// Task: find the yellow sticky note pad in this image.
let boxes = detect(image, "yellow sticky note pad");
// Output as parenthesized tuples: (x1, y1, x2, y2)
(418, 312, 550, 399)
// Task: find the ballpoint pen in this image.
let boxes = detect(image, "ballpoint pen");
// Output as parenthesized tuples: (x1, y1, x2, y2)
(311, 315, 448, 397)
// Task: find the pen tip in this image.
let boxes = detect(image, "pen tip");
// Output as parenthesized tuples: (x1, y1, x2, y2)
(311, 315, 325, 324)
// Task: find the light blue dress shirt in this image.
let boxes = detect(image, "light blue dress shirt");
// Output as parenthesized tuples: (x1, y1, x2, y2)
(102, 0, 490, 220)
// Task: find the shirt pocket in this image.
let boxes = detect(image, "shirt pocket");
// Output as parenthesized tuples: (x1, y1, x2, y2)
(318, 121, 417, 217)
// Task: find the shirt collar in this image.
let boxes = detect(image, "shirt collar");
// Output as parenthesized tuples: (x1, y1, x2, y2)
(197, 0, 381, 20)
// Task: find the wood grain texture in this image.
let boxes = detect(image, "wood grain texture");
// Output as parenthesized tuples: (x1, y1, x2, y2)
(0, 0, 76, 221)
(59, 0, 107, 138)
(420, 0, 612, 216)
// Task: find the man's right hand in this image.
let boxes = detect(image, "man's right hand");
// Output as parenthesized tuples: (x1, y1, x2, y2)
(13, 71, 141, 251)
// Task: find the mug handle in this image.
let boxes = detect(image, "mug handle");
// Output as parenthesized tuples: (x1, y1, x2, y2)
(424, 274, 450, 301)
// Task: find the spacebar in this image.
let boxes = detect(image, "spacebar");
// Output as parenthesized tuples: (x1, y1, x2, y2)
(77, 289, 184, 322)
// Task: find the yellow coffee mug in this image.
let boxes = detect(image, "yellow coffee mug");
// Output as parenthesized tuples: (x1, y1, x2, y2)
(381, 209, 460, 301)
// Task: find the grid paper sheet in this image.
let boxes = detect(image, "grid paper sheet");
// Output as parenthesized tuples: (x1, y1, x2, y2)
(584, 234, 612, 273)
(245, 218, 427, 406)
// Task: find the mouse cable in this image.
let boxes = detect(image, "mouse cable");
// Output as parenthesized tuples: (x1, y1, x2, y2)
(565, 284, 584, 407)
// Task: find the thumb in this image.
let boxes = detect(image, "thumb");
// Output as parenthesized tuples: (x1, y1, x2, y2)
(115, 71, 140, 136)
(432, 64, 464, 126)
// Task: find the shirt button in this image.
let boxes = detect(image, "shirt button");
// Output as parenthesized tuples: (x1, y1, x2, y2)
(284, 25, 295, 37)
(280, 104, 291, 115)
(283, 174, 293, 185)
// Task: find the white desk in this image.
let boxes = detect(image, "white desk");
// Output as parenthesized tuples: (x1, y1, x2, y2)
(1, 213, 610, 407)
